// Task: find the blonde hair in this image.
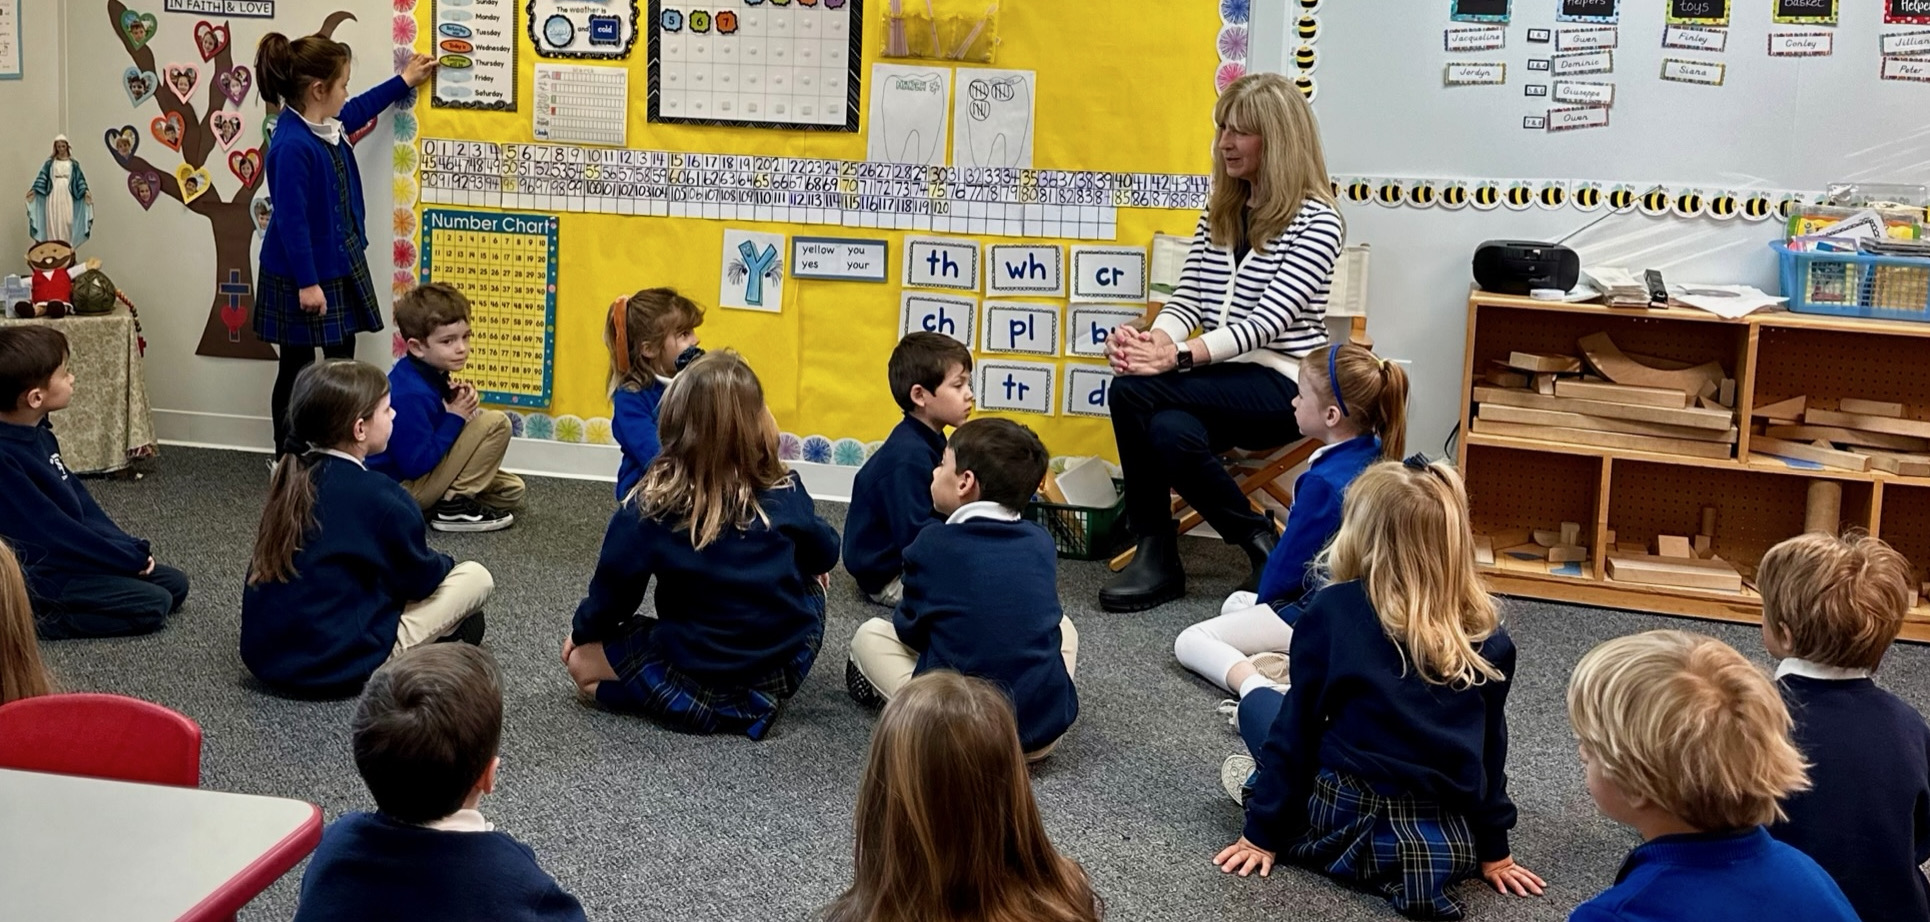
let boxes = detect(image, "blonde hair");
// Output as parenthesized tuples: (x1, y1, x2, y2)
(823, 671, 1102, 922)
(1568, 630, 1809, 831)
(1759, 530, 1910, 671)
(1324, 460, 1502, 688)
(635, 350, 789, 549)
(1208, 73, 1340, 253)
(0, 539, 53, 704)
(607, 288, 705, 394)
(1305, 343, 1409, 461)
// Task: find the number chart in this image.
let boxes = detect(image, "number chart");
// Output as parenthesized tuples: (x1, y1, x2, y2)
(418, 209, 560, 408)
(647, 0, 863, 131)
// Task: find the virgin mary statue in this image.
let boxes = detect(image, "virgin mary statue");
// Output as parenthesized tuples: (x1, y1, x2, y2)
(25, 136, 92, 248)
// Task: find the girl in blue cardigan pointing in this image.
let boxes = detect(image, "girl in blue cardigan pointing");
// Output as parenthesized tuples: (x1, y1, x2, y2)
(254, 31, 436, 454)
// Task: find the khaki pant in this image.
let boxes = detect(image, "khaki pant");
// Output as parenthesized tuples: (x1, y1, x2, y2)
(402, 410, 526, 511)
(389, 561, 496, 656)
(849, 615, 1080, 760)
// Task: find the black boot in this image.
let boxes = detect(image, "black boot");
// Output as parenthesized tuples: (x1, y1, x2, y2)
(1100, 528, 1186, 612)
(435, 611, 487, 646)
(1235, 528, 1278, 594)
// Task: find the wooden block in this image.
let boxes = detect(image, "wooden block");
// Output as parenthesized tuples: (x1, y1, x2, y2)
(1555, 379, 1693, 409)
(1040, 471, 1068, 505)
(1656, 535, 1694, 558)
(1507, 351, 1583, 373)
(1718, 378, 1736, 408)
(1764, 425, 1929, 452)
(1472, 386, 1735, 430)
(1485, 369, 1530, 389)
(1471, 419, 1735, 460)
(1498, 542, 1550, 561)
(1806, 408, 1930, 440)
(1532, 529, 1562, 548)
(1616, 541, 1649, 554)
(1535, 373, 1558, 396)
(1765, 418, 1800, 427)
(1694, 534, 1712, 557)
(1698, 396, 1723, 410)
(1840, 398, 1904, 418)
(1560, 521, 1582, 546)
(1752, 395, 1808, 420)
(1697, 378, 1719, 400)
(1575, 332, 1724, 393)
(1752, 436, 1871, 472)
(1862, 451, 1930, 477)
(1700, 506, 1717, 536)
(1479, 528, 1533, 550)
(1806, 480, 1842, 535)
(1548, 545, 1589, 563)
(1606, 554, 1744, 592)
(1476, 403, 1737, 443)
(1474, 534, 1495, 566)
(1605, 528, 1616, 546)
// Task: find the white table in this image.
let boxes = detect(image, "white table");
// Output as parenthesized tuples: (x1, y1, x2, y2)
(0, 768, 322, 921)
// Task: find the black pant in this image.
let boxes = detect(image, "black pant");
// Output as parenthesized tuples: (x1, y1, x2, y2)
(35, 564, 191, 640)
(1109, 364, 1302, 545)
(271, 340, 357, 453)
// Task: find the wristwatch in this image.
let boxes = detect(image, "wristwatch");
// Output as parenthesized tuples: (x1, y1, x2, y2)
(1174, 341, 1194, 373)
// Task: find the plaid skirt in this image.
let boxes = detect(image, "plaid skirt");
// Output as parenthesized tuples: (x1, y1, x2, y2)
(596, 599, 825, 741)
(254, 267, 384, 347)
(1284, 768, 1479, 920)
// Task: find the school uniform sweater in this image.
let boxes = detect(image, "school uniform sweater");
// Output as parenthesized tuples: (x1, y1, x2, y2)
(611, 380, 668, 500)
(1571, 827, 1859, 922)
(572, 472, 840, 685)
(1769, 663, 1930, 922)
(293, 811, 586, 922)
(369, 357, 464, 483)
(842, 416, 945, 595)
(1254, 435, 1381, 610)
(895, 505, 1078, 752)
(240, 454, 455, 692)
(0, 418, 148, 600)
(1243, 579, 1518, 861)
(260, 76, 410, 288)
(1151, 201, 1345, 381)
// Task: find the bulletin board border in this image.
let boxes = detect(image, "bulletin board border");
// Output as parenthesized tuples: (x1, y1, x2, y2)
(643, 0, 864, 132)
(418, 207, 560, 409)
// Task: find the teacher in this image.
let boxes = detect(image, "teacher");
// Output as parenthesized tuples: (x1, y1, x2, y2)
(1100, 73, 1345, 613)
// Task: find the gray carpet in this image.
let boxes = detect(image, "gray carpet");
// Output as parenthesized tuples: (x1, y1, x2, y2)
(48, 446, 1930, 921)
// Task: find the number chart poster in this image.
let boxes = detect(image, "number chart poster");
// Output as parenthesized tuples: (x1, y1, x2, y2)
(418, 209, 560, 409)
(407, 1, 1219, 461)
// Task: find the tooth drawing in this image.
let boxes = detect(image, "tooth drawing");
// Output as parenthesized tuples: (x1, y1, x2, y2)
(954, 69, 1034, 169)
(866, 63, 950, 165)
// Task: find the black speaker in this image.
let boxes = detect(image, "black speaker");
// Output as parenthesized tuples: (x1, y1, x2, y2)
(1472, 240, 1581, 295)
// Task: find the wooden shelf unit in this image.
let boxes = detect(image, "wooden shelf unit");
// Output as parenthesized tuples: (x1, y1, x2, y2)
(1457, 292, 1930, 642)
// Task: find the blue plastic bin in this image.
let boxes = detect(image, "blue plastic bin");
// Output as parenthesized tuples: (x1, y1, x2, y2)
(1773, 241, 1930, 322)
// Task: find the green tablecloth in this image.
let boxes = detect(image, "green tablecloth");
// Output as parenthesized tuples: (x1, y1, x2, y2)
(0, 307, 155, 474)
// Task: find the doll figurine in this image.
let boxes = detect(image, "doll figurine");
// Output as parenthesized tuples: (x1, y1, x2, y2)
(18, 240, 101, 319)
(24, 137, 93, 248)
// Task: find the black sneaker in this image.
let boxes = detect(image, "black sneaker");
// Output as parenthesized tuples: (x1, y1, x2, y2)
(434, 611, 487, 645)
(846, 659, 886, 708)
(430, 496, 515, 533)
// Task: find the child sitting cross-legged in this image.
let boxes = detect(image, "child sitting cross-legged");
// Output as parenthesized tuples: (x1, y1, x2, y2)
(292, 644, 586, 922)
(1216, 459, 1542, 920)
(1757, 532, 1930, 922)
(564, 350, 840, 740)
(1566, 630, 1859, 922)
(845, 418, 1079, 760)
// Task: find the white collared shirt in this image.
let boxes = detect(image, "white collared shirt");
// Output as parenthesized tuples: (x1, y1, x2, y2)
(1775, 657, 1872, 681)
(296, 108, 344, 146)
(420, 808, 493, 833)
(317, 448, 366, 469)
(945, 500, 1021, 525)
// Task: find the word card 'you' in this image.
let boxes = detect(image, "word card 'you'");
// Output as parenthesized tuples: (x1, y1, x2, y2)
(1070, 247, 1148, 302)
(904, 236, 980, 291)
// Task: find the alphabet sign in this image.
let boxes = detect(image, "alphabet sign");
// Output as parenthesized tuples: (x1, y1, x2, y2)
(1069, 247, 1148, 303)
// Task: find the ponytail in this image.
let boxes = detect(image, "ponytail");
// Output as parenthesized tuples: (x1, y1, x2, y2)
(248, 359, 391, 583)
(1320, 342, 1410, 462)
(0, 539, 54, 704)
(249, 454, 319, 584)
(254, 31, 351, 110)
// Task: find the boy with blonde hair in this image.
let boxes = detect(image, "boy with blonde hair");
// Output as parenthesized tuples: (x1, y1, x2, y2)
(1759, 532, 1930, 922)
(1566, 630, 1857, 922)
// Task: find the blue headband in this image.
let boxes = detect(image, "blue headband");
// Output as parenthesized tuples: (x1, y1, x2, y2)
(1327, 344, 1350, 417)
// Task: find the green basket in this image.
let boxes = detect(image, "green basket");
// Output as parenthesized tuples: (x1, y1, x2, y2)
(1023, 479, 1131, 561)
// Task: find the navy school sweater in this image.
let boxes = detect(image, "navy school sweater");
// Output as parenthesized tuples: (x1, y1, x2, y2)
(241, 454, 455, 692)
(292, 812, 586, 922)
(1571, 827, 1858, 922)
(572, 471, 840, 685)
(611, 380, 667, 500)
(843, 415, 945, 595)
(260, 76, 410, 288)
(1255, 434, 1381, 610)
(895, 515, 1078, 752)
(1243, 579, 1518, 861)
(0, 418, 149, 600)
(369, 356, 464, 484)
(1769, 672, 1930, 922)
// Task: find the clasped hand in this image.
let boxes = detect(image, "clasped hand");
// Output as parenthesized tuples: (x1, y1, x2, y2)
(1105, 326, 1179, 376)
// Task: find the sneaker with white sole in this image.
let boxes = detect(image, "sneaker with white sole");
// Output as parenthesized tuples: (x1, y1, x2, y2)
(430, 496, 515, 532)
(1221, 753, 1257, 805)
(1216, 698, 1241, 729)
(846, 659, 886, 708)
(1221, 590, 1259, 616)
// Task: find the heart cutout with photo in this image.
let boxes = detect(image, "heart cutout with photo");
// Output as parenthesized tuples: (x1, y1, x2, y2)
(122, 67, 158, 106)
(119, 10, 158, 50)
(164, 63, 201, 104)
(193, 20, 230, 61)
(104, 126, 140, 163)
(211, 111, 246, 150)
(251, 191, 273, 234)
(175, 163, 213, 204)
(217, 65, 253, 105)
(150, 113, 185, 151)
(228, 148, 262, 186)
(128, 171, 161, 210)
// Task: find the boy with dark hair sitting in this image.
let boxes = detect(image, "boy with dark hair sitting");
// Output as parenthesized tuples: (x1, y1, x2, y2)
(1759, 531, 1930, 922)
(369, 282, 524, 533)
(0, 326, 187, 638)
(846, 418, 1079, 760)
(293, 644, 585, 922)
(843, 331, 974, 607)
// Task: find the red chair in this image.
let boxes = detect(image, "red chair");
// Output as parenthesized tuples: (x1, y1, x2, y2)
(0, 692, 202, 787)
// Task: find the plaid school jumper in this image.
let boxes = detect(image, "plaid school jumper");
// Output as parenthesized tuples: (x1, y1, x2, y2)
(1287, 768, 1480, 920)
(255, 140, 383, 347)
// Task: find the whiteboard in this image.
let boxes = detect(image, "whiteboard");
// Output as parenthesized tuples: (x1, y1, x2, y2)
(1310, 0, 1930, 194)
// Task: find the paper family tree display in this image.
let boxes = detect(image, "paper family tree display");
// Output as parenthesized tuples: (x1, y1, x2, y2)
(647, 0, 863, 130)
(104, 1, 353, 360)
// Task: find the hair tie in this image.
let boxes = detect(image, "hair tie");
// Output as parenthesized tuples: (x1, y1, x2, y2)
(1378, 356, 1390, 371)
(1327, 343, 1350, 417)
(609, 295, 632, 376)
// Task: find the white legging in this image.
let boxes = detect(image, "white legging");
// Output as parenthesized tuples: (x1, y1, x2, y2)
(1173, 602, 1294, 693)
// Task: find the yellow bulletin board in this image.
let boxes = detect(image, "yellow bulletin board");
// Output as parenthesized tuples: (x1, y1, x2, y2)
(398, 0, 1228, 463)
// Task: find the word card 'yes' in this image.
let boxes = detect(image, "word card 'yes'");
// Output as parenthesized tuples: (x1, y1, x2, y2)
(791, 237, 888, 282)
(899, 292, 978, 347)
(976, 360, 1056, 416)
(1064, 365, 1116, 418)
(985, 244, 1064, 297)
(1070, 247, 1147, 302)
(1068, 306, 1146, 357)
(904, 236, 980, 290)
(981, 302, 1060, 356)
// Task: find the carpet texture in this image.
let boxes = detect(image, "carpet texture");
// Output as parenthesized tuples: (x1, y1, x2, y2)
(45, 447, 1930, 921)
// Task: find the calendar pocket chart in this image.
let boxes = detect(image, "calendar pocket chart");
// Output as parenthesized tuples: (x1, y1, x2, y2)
(648, 0, 862, 130)
(419, 209, 559, 408)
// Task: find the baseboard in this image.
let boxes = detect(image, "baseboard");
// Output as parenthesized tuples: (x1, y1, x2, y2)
(153, 408, 860, 503)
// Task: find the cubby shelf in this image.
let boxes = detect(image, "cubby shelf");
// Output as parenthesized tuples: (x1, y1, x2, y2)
(1457, 291, 1930, 643)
